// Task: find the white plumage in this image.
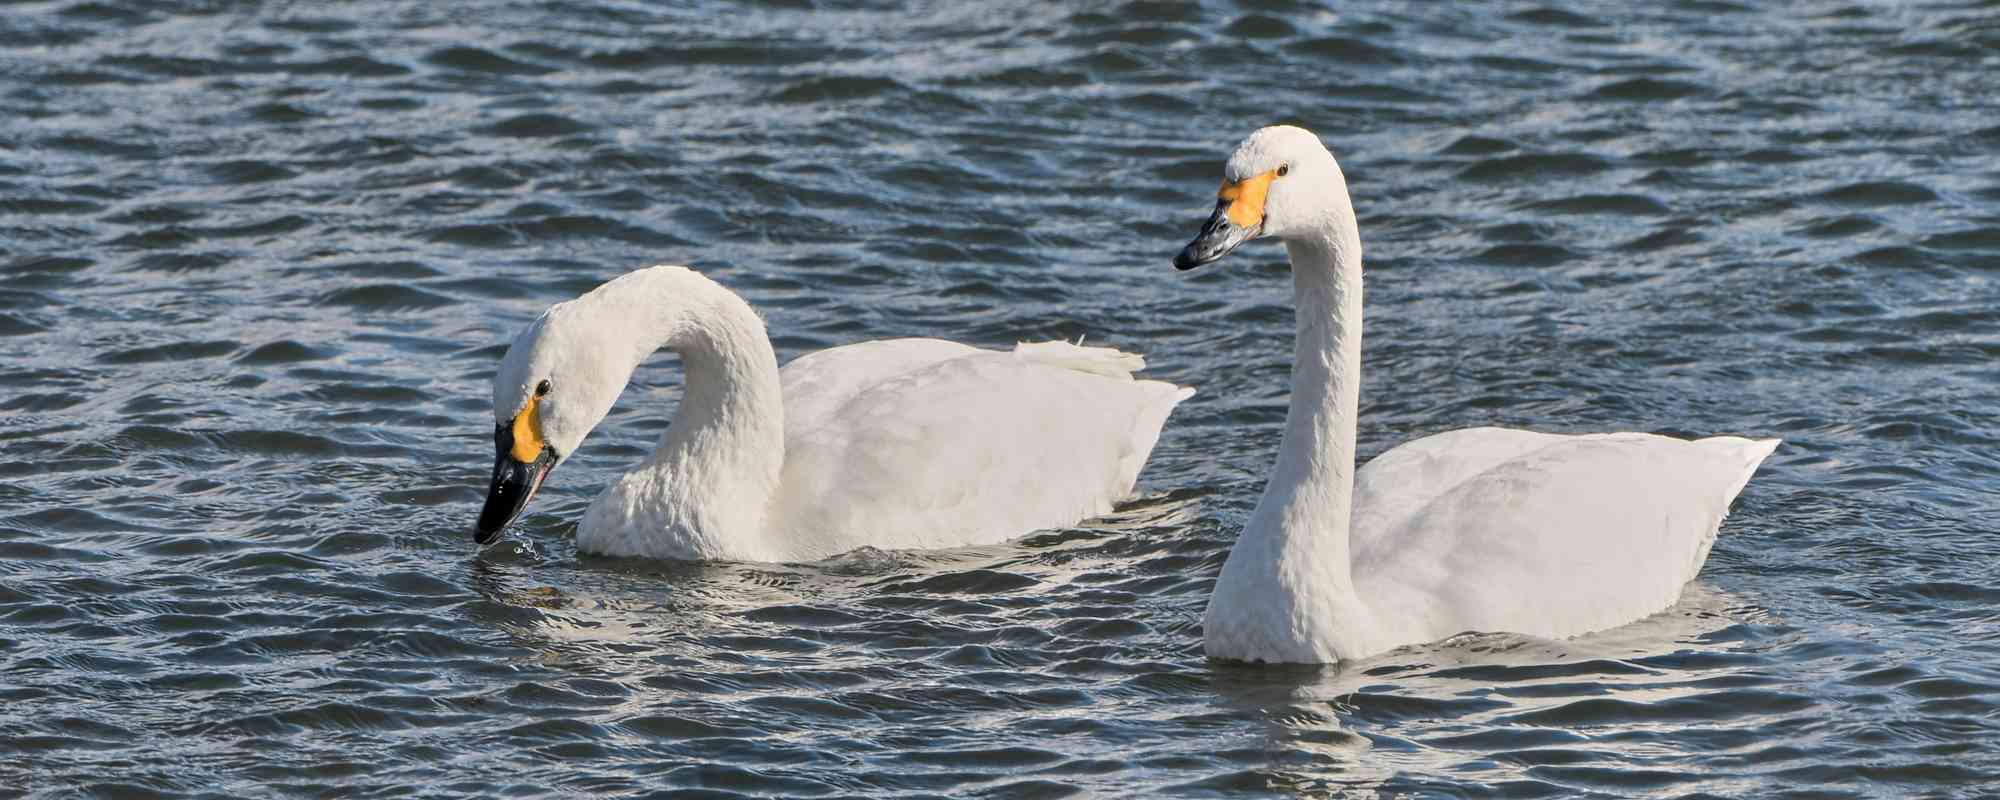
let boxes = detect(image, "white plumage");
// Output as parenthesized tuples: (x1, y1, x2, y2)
(1178, 126, 1778, 663)
(486, 265, 1192, 563)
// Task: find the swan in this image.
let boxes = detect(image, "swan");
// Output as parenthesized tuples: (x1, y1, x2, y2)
(473, 265, 1194, 562)
(1173, 126, 1778, 663)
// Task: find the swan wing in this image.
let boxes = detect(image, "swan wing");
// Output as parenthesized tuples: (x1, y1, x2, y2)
(779, 338, 981, 432)
(1349, 427, 1569, 562)
(1352, 429, 1778, 642)
(774, 342, 1192, 558)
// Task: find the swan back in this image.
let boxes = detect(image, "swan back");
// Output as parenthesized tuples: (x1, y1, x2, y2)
(771, 341, 1192, 559)
(1352, 430, 1780, 649)
(779, 338, 980, 430)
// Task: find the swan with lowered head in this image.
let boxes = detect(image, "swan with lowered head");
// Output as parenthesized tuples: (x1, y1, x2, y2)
(474, 265, 1193, 562)
(1174, 125, 1778, 663)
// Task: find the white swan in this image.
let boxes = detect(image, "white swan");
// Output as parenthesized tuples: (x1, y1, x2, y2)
(1174, 126, 1778, 663)
(473, 265, 1193, 562)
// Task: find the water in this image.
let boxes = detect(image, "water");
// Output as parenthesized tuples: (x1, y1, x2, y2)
(3, 0, 1998, 795)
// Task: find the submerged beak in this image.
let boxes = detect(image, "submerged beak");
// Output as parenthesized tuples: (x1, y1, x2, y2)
(475, 441, 556, 545)
(1174, 169, 1276, 270)
(475, 393, 558, 546)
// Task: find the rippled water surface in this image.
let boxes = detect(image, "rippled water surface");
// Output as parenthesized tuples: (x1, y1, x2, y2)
(5, 0, 2000, 796)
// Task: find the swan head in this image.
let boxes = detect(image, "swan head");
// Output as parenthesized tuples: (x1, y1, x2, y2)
(475, 301, 628, 545)
(1172, 125, 1354, 270)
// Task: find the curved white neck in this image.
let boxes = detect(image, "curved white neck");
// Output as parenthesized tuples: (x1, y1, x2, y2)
(1232, 214, 1374, 657)
(584, 270, 786, 556)
(1266, 234, 1364, 528)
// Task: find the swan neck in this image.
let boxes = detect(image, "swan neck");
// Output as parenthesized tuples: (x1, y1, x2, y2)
(1214, 226, 1370, 659)
(655, 294, 783, 476)
(594, 271, 786, 556)
(1271, 234, 1364, 554)
(652, 298, 785, 479)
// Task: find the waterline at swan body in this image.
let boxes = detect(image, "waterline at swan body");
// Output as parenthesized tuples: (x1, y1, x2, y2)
(1177, 126, 1778, 664)
(475, 265, 1193, 563)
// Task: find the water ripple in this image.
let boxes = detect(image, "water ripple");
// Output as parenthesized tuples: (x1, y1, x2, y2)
(0, 0, 1995, 796)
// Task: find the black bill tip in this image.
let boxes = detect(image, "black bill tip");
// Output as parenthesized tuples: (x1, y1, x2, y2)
(1173, 243, 1210, 271)
(474, 449, 554, 546)
(1174, 200, 1257, 271)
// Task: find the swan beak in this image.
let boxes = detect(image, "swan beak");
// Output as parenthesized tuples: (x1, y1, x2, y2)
(474, 424, 558, 545)
(1174, 170, 1272, 270)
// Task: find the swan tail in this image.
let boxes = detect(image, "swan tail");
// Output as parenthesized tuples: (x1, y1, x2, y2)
(1706, 436, 1781, 511)
(1116, 381, 1195, 493)
(1689, 435, 1782, 575)
(1012, 339, 1195, 496)
(1731, 437, 1781, 502)
(1012, 340, 1148, 380)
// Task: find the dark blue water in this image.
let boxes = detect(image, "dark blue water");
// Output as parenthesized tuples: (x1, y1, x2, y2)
(4, 1, 1998, 796)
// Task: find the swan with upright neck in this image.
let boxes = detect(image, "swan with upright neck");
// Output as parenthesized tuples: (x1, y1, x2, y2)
(474, 265, 1193, 562)
(1175, 126, 1778, 663)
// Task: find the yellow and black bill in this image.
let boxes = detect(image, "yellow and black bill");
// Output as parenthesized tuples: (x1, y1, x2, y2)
(1174, 169, 1274, 270)
(474, 395, 558, 545)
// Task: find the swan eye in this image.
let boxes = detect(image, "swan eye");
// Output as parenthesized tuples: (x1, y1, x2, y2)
(536, 380, 551, 397)
(1277, 163, 1290, 177)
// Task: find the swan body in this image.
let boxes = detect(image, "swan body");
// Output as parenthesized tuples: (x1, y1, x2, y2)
(1174, 126, 1778, 663)
(475, 265, 1193, 563)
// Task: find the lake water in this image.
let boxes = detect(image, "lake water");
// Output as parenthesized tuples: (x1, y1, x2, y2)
(4, 0, 1998, 796)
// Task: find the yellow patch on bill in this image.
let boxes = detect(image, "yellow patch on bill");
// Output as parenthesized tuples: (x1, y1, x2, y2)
(1218, 170, 1278, 228)
(510, 393, 546, 463)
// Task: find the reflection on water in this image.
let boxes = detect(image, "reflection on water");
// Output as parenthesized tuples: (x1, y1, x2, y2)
(1207, 584, 1758, 795)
